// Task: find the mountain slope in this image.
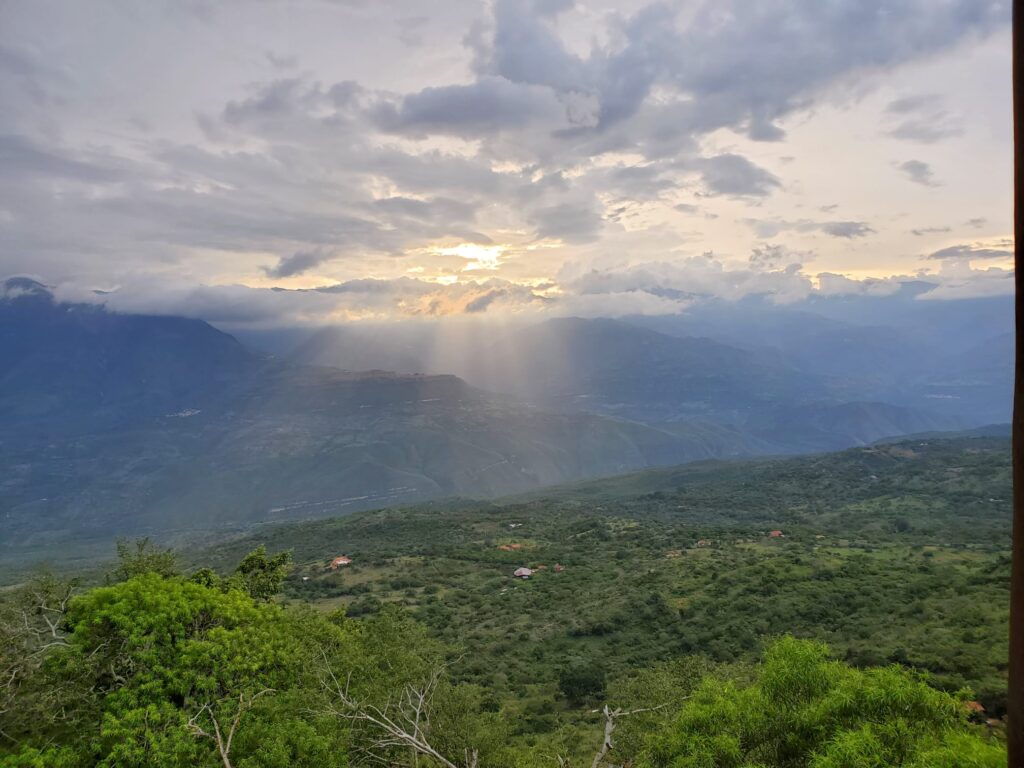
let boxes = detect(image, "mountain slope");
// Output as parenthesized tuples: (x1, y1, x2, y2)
(296, 315, 962, 447)
(622, 293, 1012, 425)
(0, 286, 761, 551)
(0, 278, 256, 433)
(297, 316, 827, 422)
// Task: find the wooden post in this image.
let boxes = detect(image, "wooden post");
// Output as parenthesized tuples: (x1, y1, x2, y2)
(1010, 1, 1023, 765)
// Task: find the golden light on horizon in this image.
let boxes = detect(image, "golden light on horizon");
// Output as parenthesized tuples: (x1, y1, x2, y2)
(436, 243, 506, 272)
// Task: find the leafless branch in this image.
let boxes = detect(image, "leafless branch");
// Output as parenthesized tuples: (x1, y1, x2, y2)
(588, 703, 674, 768)
(321, 655, 476, 768)
(187, 689, 274, 768)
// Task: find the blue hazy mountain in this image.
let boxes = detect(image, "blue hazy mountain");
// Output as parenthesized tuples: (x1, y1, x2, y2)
(1, 282, 767, 550)
(295, 314, 968, 443)
(0, 278, 255, 433)
(2, 279, 992, 552)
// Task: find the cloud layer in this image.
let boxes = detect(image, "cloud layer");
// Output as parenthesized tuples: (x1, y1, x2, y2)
(0, 0, 1013, 322)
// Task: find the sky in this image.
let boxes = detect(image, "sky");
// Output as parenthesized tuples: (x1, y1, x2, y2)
(0, 0, 1015, 325)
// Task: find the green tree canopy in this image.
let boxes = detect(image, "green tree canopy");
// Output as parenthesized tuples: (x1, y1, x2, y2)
(231, 545, 293, 601)
(641, 636, 1004, 768)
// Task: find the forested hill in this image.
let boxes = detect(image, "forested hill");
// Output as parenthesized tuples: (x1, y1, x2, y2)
(0, 436, 1007, 765)
(192, 433, 1011, 710)
(203, 432, 1013, 560)
(1, 433, 1009, 766)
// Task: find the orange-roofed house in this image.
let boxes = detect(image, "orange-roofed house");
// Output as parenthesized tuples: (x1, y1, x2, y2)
(768, 530, 784, 538)
(329, 556, 353, 569)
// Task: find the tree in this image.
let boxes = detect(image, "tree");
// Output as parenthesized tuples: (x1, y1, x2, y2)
(640, 636, 1005, 767)
(231, 546, 292, 601)
(0, 573, 84, 749)
(109, 538, 178, 582)
(5, 573, 348, 767)
(558, 662, 606, 705)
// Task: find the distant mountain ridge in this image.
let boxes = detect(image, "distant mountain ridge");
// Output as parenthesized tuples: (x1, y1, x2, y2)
(0, 282, 762, 552)
(0, 278, 256, 433)
(295, 314, 965, 449)
(0, 279, 991, 557)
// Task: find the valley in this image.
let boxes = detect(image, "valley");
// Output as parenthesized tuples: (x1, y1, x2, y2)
(196, 433, 1011, 733)
(4, 431, 1006, 764)
(1, 279, 1005, 559)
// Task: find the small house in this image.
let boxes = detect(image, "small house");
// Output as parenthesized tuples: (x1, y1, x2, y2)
(696, 539, 713, 547)
(768, 530, 784, 538)
(553, 564, 565, 572)
(329, 556, 353, 569)
(513, 567, 533, 579)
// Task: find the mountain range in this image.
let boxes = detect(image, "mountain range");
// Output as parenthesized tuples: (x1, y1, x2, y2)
(0, 277, 1003, 554)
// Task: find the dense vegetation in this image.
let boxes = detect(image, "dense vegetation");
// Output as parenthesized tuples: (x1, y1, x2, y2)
(1, 436, 1010, 765)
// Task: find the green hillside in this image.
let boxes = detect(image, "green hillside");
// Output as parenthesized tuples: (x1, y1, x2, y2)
(198, 435, 1011, 719)
(2, 434, 1009, 766)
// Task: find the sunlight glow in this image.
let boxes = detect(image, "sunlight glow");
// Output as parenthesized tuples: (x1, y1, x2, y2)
(436, 243, 507, 272)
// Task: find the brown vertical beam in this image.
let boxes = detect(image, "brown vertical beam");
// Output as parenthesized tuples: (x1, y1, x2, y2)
(1011, 1, 1023, 765)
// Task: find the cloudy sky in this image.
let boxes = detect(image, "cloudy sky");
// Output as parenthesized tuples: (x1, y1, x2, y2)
(0, 0, 1014, 324)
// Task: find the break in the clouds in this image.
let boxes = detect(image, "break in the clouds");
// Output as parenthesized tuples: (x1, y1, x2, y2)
(0, 0, 1013, 323)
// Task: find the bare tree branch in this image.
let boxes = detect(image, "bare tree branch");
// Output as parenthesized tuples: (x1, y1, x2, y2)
(588, 703, 674, 768)
(187, 689, 274, 768)
(321, 655, 476, 768)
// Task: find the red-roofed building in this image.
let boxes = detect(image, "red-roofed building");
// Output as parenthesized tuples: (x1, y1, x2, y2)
(329, 556, 352, 569)
(768, 530, 784, 538)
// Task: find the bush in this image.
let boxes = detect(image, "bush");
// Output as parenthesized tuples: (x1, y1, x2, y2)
(558, 662, 606, 704)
